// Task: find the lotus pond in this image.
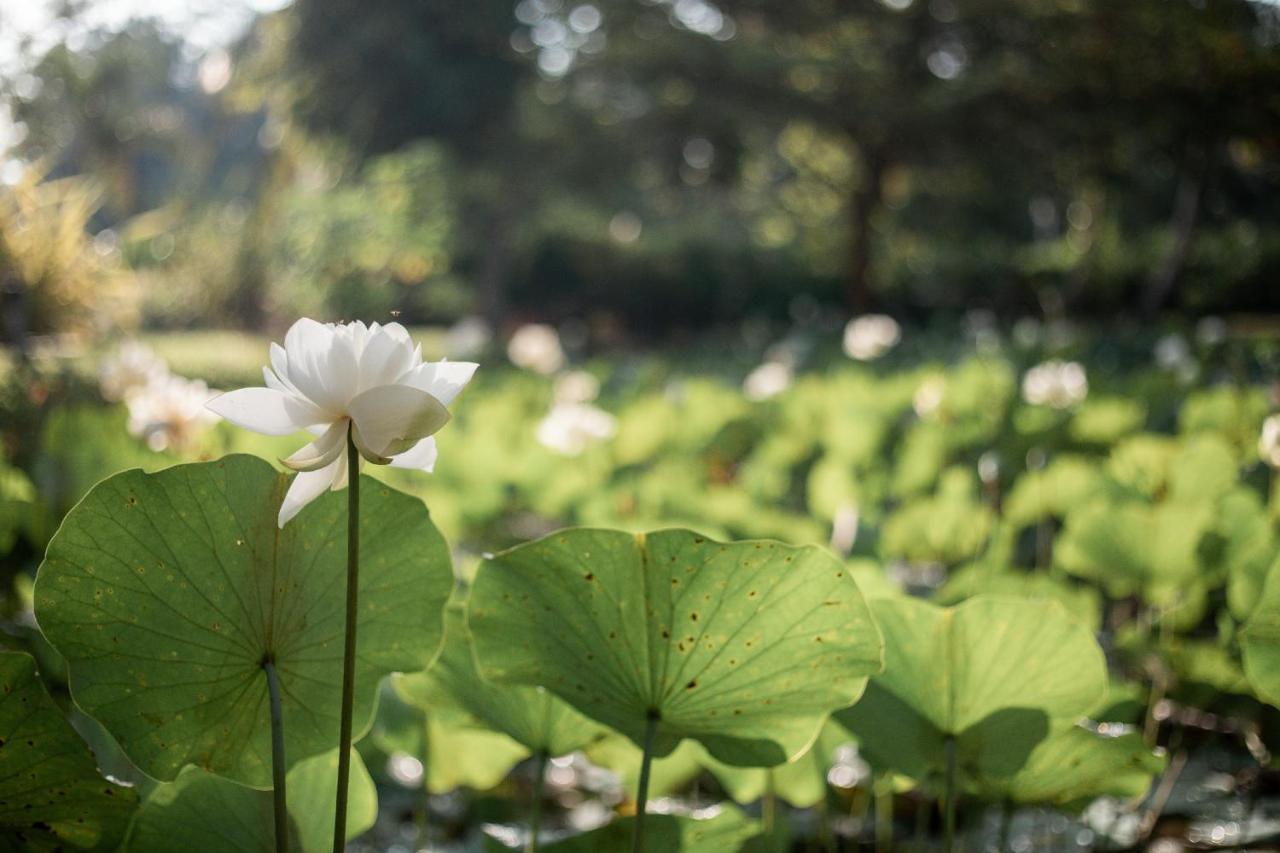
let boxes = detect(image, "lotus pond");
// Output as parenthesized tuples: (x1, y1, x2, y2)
(2, 320, 1280, 852)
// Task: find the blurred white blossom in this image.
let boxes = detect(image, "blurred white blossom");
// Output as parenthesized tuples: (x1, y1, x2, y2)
(1154, 333, 1191, 370)
(742, 361, 792, 401)
(508, 323, 566, 375)
(445, 316, 493, 359)
(826, 744, 870, 789)
(554, 370, 601, 404)
(912, 376, 945, 418)
(99, 341, 168, 402)
(1261, 415, 1280, 468)
(1154, 333, 1198, 383)
(125, 373, 219, 452)
(386, 752, 424, 787)
(978, 451, 1001, 485)
(842, 315, 901, 361)
(537, 402, 616, 456)
(1021, 360, 1088, 408)
(830, 503, 860, 556)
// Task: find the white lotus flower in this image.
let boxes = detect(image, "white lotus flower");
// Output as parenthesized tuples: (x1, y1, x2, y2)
(100, 341, 168, 402)
(125, 374, 219, 452)
(508, 323, 565, 375)
(1021, 360, 1088, 409)
(742, 361, 792, 401)
(1261, 415, 1280, 469)
(842, 315, 901, 361)
(554, 370, 601, 404)
(536, 402, 616, 456)
(207, 319, 476, 526)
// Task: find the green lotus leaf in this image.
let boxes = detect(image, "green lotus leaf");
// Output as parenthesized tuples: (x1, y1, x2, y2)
(0, 652, 137, 852)
(520, 807, 760, 853)
(1219, 488, 1278, 621)
(34, 455, 452, 786)
(844, 559, 901, 602)
(394, 603, 608, 756)
(837, 595, 1108, 787)
(700, 721, 850, 809)
(1002, 456, 1107, 528)
(1055, 500, 1213, 598)
(983, 727, 1164, 810)
(369, 678, 531, 793)
(890, 422, 946, 498)
(1168, 434, 1238, 504)
(1106, 434, 1176, 499)
(937, 566, 1102, 633)
(584, 737, 704, 800)
(424, 718, 530, 793)
(1166, 638, 1251, 696)
(1069, 397, 1146, 445)
(880, 468, 994, 565)
(1179, 387, 1268, 448)
(469, 528, 883, 766)
(1241, 559, 1280, 707)
(806, 453, 861, 519)
(125, 748, 376, 853)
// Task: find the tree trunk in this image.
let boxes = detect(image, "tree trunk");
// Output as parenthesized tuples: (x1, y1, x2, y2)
(846, 149, 885, 313)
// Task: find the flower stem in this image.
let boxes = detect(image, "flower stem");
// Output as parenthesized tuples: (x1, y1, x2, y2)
(264, 657, 288, 853)
(631, 712, 659, 853)
(418, 713, 431, 848)
(763, 768, 777, 834)
(873, 774, 893, 853)
(332, 428, 360, 853)
(527, 750, 548, 853)
(943, 735, 957, 853)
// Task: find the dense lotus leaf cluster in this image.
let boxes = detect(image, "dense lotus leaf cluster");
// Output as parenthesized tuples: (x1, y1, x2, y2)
(5, 324, 1279, 850)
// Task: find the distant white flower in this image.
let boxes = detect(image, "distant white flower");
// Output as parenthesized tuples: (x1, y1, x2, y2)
(1261, 415, 1280, 468)
(554, 370, 601, 404)
(207, 319, 476, 526)
(536, 402, 616, 456)
(742, 361, 792, 401)
(1154, 334, 1191, 371)
(977, 451, 1000, 485)
(125, 374, 219, 452)
(842, 315, 900, 361)
(99, 342, 168, 402)
(912, 376, 945, 418)
(508, 323, 565, 375)
(1021, 360, 1088, 409)
(829, 503, 860, 556)
(1154, 333, 1199, 384)
(1196, 316, 1227, 347)
(445, 316, 492, 359)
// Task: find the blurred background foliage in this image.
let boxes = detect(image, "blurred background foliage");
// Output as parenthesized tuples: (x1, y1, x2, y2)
(1, 0, 1279, 345)
(3, 1, 1280, 847)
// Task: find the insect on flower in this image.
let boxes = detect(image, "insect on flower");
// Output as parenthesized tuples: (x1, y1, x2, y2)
(207, 319, 476, 526)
